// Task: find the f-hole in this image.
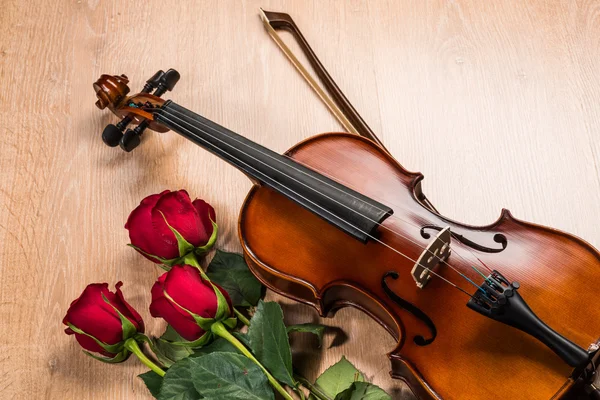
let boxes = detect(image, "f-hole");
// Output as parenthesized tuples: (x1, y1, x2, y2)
(421, 225, 507, 254)
(381, 271, 437, 346)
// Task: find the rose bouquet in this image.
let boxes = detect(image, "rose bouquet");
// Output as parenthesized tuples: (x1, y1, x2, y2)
(63, 189, 391, 399)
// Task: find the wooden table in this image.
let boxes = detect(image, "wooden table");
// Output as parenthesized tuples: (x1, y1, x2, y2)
(1, 1, 599, 398)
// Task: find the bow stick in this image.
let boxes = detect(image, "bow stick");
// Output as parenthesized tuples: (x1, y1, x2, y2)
(259, 8, 387, 150)
(259, 9, 443, 213)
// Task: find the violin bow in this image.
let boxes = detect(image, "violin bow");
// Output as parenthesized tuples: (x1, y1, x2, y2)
(259, 8, 387, 151)
(259, 9, 444, 214)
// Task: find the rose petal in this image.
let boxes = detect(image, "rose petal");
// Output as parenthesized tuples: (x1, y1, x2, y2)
(153, 190, 205, 247)
(64, 283, 124, 345)
(150, 274, 205, 341)
(74, 332, 117, 357)
(126, 191, 174, 262)
(192, 199, 216, 241)
(113, 282, 145, 333)
(149, 273, 167, 318)
(164, 265, 218, 318)
(152, 297, 205, 341)
(124, 192, 166, 230)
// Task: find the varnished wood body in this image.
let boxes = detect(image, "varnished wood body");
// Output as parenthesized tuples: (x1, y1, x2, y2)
(239, 133, 600, 400)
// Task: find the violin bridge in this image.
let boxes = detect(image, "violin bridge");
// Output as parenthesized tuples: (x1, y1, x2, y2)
(411, 226, 452, 288)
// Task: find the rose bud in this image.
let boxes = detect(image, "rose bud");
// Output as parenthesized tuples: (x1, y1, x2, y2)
(125, 190, 217, 267)
(63, 282, 145, 362)
(150, 264, 236, 345)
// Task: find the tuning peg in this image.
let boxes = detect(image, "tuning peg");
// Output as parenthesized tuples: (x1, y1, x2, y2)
(102, 116, 132, 147)
(153, 69, 180, 97)
(142, 70, 165, 93)
(119, 120, 151, 152)
(102, 124, 123, 147)
(120, 129, 141, 152)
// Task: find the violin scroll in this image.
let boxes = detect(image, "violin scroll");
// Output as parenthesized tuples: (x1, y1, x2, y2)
(93, 74, 130, 111)
(93, 69, 180, 151)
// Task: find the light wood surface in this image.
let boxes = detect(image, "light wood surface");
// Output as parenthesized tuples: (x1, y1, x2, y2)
(1, 1, 599, 399)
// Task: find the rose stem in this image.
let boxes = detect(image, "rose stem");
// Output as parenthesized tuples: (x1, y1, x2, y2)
(294, 374, 332, 400)
(124, 338, 166, 377)
(297, 387, 307, 400)
(183, 253, 205, 273)
(211, 321, 294, 400)
(186, 253, 251, 327)
(233, 308, 250, 326)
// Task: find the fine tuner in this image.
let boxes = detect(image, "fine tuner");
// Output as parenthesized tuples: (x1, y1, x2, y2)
(94, 69, 180, 152)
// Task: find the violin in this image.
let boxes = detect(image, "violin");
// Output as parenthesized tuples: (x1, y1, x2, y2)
(93, 69, 600, 400)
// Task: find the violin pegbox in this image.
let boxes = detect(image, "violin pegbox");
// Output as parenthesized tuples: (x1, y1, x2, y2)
(93, 69, 180, 152)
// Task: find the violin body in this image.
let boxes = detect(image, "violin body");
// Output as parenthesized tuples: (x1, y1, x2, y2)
(239, 132, 600, 400)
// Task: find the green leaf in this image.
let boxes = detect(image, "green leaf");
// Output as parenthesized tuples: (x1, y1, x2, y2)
(161, 325, 186, 342)
(194, 221, 218, 256)
(152, 332, 194, 368)
(191, 337, 239, 357)
(190, 352, 274, 400)
(155, 322, 213, 351)
(82, 349, 129, 363)
(139, 371, 164, 398)
(127, 243, 177, 268)
(212, 281, 232, 321)
(287, 323, 326, 347)
(223, 317, 238, 329)
(314, 357, 364, 398)
(334, 382, 391, 400)
(169, 333, 213, 349)
(158, 357, 203, 400)
(247, 301, 295, 387)
(206, 250, 263, 307)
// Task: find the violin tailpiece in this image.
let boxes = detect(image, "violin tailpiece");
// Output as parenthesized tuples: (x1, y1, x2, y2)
(468, 270, 590, 368)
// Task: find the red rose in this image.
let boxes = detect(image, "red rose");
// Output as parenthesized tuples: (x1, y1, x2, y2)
(63, 282, 144, 360)
(125, 190, 217, 265)
(150, 265, 234, 342)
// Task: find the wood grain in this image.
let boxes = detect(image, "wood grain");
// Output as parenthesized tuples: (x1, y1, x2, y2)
(0, 0, 598, 399)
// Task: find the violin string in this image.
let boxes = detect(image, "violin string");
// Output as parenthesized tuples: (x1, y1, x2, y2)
(287, 157, 495, 276)
(161, 106, 494, 280)
(159, 107, 472, 271)
(157, 108, 490, 293)
(159, 106, 491, 286)
(155, 108, 477, 297)
(156, 111, 473, 297)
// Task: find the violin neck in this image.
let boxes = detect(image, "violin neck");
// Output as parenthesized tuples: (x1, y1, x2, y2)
(154, 100, 392, 242)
